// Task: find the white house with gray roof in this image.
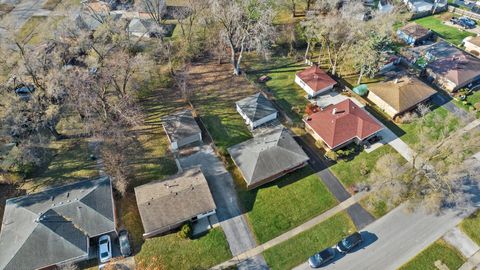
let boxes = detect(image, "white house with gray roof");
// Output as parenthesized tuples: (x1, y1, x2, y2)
(0, 177, 116, 270)
(228, 126, 309, 189)
(162, 109, 202, 151)
(236, 93, 278, 129)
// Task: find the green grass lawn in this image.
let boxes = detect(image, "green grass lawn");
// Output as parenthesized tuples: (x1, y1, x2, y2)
(330, 145, 405, 190)
(135, 228, 232, 270)
(413, 15, 475, 46)
(460, 210, 480, 245)
(399, 239, 465, 270)
(263, 212, 355, 270)
(453, 91, 480, 119)
(398, 106, 460, 147)
(239, 166, 338, 243)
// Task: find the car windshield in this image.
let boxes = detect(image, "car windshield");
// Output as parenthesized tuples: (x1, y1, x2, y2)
(101, 252, 109, 258)
(342, 238, 353, 248)
(120, 237, 129, 246)
(100, 239, 108, 245)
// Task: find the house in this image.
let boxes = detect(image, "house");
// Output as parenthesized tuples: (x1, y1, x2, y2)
(397, 23, 433, 46)
(74, 13, 121, 32)
(463, 36, 480, 57)
(367, 76, 437, 117)
(162, 109, 202, 151)
(127, 18, 162, 38)
(403, 0, 447, 18)
(304, 99, 383, 150)
(236, 93, 278, 129)
(295, 65, 337, 98)
(378, 0, 394, 12)
(227, 127, 309, 189)
(134, 168, 216, 238)
(424, 41, 480, 91)
(83, 0, 110, 14)
(0, 177, 116, 270)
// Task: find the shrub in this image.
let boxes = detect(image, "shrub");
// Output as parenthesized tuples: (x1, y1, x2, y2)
(474, 102, 480, 111)
(325, 150, 338, 161)
(177, 222, 192, 239)
(314, 140, 325, 149)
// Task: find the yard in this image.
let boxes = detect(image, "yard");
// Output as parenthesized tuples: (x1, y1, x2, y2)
(262, 212, 355, 270)
(239, 166, 338, 243)
(17, 16, 64, 45)
(135, 227, 232, 270)
(460, 210, 480, 245)
(452, 90, 480, 119)
(399, 239, 465, 270)
(413, 14, 475, 46)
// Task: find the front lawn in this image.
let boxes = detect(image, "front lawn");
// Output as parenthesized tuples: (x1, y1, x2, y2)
(460, 210, 480, 245)
(399, 239, 465, 270)
(330, 145, 405, 190)
(239, 166, 338, 243)
(413, 15, 475, 46)
(263, 212, 355, 270)
(135, 228, 232, 270)
(452, 90, 480, 118)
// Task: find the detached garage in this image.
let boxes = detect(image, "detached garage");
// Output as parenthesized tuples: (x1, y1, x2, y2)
(236, 93, 278, 129)
(162, 109, 202, 151)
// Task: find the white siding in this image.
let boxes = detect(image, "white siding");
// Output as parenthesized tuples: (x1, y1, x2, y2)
(295, 75, 334, 98)
(252, 112, 278, 128)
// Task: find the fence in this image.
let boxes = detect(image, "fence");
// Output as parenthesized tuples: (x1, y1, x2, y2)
(448, 6, 480, 21)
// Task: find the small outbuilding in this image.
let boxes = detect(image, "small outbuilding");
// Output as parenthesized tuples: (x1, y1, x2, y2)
(367, 76, 436, 118)
(236, 93, 278, 129)
(295, 65, 337, 98)
(127, 18, 162, 38)
(227, 127, 309, 189)
(162, 109, 202, 151)
(135, 168, 217, 238)
(397, 23, 433, 46)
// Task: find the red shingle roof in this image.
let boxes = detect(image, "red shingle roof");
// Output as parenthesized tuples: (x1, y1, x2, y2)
(304, 99, 383, 149)
(296, 66, 337, 92)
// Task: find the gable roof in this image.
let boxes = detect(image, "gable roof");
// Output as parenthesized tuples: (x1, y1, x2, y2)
(128, 18, 160, 35)
(368, 76, 436, 113)
(227, 127, 309, 187)
(305, 99, 383, 149)
(399, 23, 431, 39)
(236, 93, 277, 122)
(296, 66, 337, 92)
(162, 109, 202, 143)
(0, 177, 115, 270)
(134, 168, 216, 235)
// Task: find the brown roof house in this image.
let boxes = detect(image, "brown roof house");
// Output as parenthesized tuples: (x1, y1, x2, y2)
(162, 109, 202, 151)
(463, 36, 480, 57)
(227, 126, 309, 189)
(425, 41, 480, 91)
(397, 23, 433, 46)
(304, 99, 383, 150)
(367, 76, 437, 118)
(0, 177, 116, 270)
(135, 168, 216, 238)
(295, 65, 337, 98)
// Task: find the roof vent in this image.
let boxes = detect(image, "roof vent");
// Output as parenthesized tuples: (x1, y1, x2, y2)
(332, 108, 337, 115)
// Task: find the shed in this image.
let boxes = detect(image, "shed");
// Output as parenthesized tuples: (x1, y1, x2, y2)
(353, 84, 369, 96)
(295, 65, 337, 98)
(236, 93, 278, 129)
(162, 109, 202, 151)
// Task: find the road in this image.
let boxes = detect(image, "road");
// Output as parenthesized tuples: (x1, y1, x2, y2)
(178, 145, 268, 270)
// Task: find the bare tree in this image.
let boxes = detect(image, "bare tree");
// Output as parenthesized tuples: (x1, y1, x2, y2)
(209, 0, 276, 75)
(140, 0, 167, 27)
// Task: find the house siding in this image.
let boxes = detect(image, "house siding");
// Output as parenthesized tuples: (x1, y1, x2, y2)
(237, 104, 277, 129)
(246, 161, 308, 190)
(464, 42, 480, 57)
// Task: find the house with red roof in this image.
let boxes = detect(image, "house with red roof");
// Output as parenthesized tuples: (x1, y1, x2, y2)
(295, 65, 337, 98)
(303, 99, 383, 150)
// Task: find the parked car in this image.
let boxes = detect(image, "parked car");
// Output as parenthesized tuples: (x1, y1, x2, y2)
(15, 85, 34, 100)
(118, 230, 132, 257)
(460, 16, 476, 28)
(336, 232, 363, 253)
(99, 235, 112, 263)
(308, 247, 335, 268)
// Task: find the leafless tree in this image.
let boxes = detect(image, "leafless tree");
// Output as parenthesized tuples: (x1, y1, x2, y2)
(140, 0, 167, 27)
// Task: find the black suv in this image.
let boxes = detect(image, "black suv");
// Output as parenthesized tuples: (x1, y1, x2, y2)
(308, 247, 335, 268)
(118, 230, 132, 257)
(336, 232, 363, 253)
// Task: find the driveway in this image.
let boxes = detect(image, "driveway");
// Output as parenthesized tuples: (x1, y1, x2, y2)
(0, 0, 47, 31)
(178, 145, 268, 269)
(431, 93, 474, 123)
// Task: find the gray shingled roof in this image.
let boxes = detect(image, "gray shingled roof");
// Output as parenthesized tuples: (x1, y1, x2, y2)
(0, 177, 115, 270)
(134, 168, 216, 236)
(227, 127, 309, 187)
(236, 93, 277, 122)
(162, 109, 202, 143)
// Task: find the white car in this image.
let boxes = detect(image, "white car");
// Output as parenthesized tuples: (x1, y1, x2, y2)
(98, 235, 112, 263)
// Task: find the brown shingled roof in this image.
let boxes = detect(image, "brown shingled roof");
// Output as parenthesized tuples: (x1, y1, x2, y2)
(399, 23, 431, 40)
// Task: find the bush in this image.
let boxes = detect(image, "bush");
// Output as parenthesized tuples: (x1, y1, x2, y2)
(177, 222, 192, 239)
(314, 140, 325, 149)
(325, 150, 338, 161)
(474, 102, 480, 111)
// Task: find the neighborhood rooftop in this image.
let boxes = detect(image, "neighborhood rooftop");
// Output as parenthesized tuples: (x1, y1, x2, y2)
(399, 23, 430, 40)
(134, 168, 216, 237)
(236, 93, 277, 123)
(227, 127, 309, 189)
(0, 177, 115, 270)
(296, 65, 337, 93)
(162, 109, 202, 144)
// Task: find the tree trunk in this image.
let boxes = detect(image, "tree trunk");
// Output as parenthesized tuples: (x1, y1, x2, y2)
(357, 66, 364, 85)
(304, 41, 310, 63)
(47, 123, 64, 140)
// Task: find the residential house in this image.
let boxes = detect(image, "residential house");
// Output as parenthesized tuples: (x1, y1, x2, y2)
(74, 13, 121, 32)
(295, 65, 337, 98)
(227, 127, 309, 190)
(134, 168, 217, 238)
(397, 23, 433, 46)
(0, 177, 116, 270)
(127, 18, 163, 38)
(162, 109, 202, 151)
(424, 41, 480, 91)
(236, 93, 278, 129)
(367, 76, 437, 118)
(83, 0, 111, 14)
(403, 0, 447, 18)
(304, 99, 383, 150)
(463, 36, 480, 57)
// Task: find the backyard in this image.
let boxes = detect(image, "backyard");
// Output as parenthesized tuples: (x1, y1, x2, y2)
(399, 239, 465, 270)
(238, 166, 338, 243)
(460, 210, 480, 245)
(413, 14, 475, 46)
(262, 212, 355, 270)
(453, 90, 480, 119)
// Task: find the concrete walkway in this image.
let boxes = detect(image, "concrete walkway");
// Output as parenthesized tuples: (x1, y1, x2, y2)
(178, 145, 268, 269)
(378, 127, 415, 163)
(460, 250, 480, 270)
(443, 227, 479, 258)
(210, 192, 367, 270)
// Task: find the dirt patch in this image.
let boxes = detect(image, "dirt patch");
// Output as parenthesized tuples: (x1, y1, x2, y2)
(0, 184, 26, 230)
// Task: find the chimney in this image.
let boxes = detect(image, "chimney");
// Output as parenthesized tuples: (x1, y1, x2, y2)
(332, 108, 337, 115)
